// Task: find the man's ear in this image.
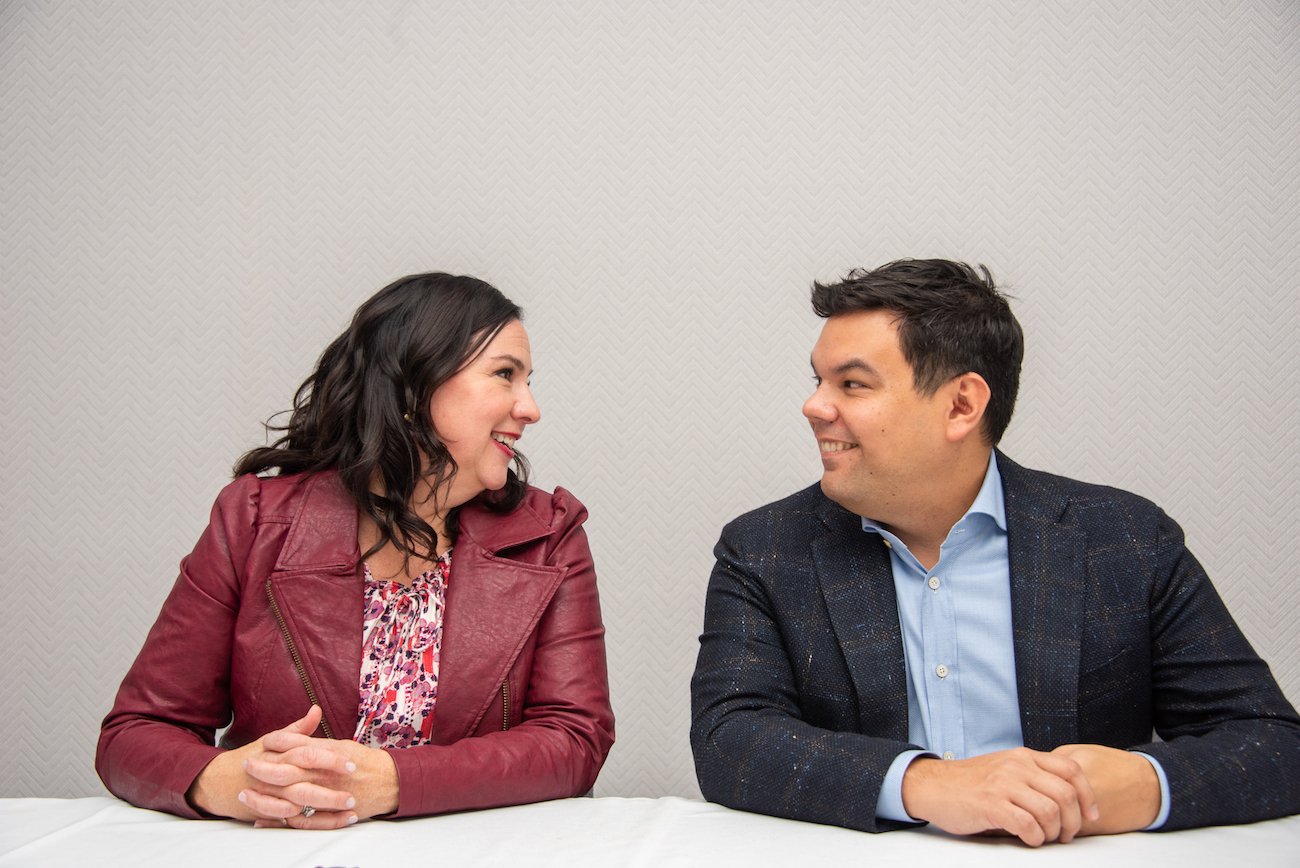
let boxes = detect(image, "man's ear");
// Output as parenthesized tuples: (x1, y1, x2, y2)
(944, 372, 991, 444)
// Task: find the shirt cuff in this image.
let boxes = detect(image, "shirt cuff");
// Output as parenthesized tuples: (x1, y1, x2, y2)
(875, 749, 933, 823)
(1131, 751, 1170, 830)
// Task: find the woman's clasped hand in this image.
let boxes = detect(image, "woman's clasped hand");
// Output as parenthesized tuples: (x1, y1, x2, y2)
(189, 706, 397, 829)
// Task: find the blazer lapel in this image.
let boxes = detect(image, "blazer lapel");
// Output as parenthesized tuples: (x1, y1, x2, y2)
(1000, 455, 1085, 749)
(811, 496, 910, 740)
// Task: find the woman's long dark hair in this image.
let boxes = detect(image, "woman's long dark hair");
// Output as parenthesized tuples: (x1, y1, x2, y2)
(234, 273, 530, 561)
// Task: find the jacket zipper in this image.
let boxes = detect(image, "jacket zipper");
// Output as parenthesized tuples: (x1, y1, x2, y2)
(501, 680, 511, 731)
(265, 578, 335, 739)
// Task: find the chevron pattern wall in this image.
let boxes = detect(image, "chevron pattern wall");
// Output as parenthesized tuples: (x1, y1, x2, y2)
(2, 1, 1297, 802)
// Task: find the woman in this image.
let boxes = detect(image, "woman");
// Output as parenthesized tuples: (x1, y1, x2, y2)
(96, 274, 614, 829)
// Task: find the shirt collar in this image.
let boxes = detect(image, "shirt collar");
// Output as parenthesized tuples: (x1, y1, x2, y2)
(861, 450, 1006, 536)
(968, 450, 1007, 531)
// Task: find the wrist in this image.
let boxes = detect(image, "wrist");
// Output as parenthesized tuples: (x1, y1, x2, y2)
(364, 746, 401, 817)
(186, 752, 235, 818)
(899, 756, 944, 821)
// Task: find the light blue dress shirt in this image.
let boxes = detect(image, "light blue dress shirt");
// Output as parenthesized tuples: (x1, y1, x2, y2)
(867, 452, 1170, 828)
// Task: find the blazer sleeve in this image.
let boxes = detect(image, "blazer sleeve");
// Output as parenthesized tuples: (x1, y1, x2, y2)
(690, 522, 919, 833)
(386, 489, 615, 817)
(1127, 509, 1300, 829)
(95, 475, 263, 817)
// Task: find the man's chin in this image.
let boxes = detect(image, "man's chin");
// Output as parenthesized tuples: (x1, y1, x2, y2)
(818, 476, 861, 514)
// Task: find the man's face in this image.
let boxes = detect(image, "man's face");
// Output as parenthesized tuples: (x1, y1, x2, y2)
(803, 310, 953, 522)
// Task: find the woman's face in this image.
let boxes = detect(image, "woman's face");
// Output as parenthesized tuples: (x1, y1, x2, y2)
(428, 319, 540, 510)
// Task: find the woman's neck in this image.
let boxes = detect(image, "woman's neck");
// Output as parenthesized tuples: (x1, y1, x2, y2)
(357, 510, 449, 585)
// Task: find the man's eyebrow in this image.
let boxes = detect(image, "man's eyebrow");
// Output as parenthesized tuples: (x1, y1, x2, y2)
(834, 359, 877, 376)
(810, 357, 878, 377)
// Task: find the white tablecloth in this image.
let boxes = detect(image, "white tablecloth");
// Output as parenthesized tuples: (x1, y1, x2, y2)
(1, 796, 1297, 867)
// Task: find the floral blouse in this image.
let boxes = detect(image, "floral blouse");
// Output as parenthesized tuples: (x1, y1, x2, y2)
(353, 551, 450, 748)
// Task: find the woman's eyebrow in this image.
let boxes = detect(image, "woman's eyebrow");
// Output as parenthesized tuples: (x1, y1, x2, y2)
(490, 353, 532, 374)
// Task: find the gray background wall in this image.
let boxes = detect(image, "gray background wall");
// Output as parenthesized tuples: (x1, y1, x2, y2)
(2, 1, 1296, 801)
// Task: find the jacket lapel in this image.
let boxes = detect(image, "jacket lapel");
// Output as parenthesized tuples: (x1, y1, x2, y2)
(433, 503, 565, 742)
(267, 472, 364, 740)
(812, 495, 910, 740)
(999, 454, 1085, 749)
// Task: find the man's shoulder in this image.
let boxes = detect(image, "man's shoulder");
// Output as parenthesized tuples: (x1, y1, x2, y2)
(999, 453, 1170, 533)
(715, 483, 858, 557)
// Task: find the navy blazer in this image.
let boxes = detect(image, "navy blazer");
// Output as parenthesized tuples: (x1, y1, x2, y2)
(690, 453, 1300, 832)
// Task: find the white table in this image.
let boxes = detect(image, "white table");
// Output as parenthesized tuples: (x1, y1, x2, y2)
(2, 796, 1297, 867)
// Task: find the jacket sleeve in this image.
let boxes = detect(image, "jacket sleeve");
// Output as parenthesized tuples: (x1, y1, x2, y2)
(1127, 509, 1300, 829)
(386, 488, 615, 817)
(95, 475, 262, 818)
(690, 523, 918, 833)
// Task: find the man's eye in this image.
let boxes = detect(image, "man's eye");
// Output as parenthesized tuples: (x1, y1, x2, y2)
(843, 380, 865, 389)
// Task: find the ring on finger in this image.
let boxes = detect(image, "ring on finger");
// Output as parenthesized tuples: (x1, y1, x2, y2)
(300, 805, 316, 819)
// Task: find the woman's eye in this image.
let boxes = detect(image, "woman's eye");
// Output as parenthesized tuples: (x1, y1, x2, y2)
(495, 368, 514, 380)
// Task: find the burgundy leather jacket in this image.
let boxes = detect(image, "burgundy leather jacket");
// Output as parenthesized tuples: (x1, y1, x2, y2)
(96, 471, 614, 818)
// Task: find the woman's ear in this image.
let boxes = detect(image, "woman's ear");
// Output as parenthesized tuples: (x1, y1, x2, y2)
(945, 372, 991, 444)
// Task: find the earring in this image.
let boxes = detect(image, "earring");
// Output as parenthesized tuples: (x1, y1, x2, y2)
(402, 412, 413, 423)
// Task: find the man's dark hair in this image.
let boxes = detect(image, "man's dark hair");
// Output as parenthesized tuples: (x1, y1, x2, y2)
(811, 258, 1024, 444)
(234, 273, 528, 561)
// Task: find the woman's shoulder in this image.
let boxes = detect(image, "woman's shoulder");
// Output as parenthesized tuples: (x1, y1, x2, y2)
(212, 469, 345, 525)
(519, 483, 587, 519)
(459, 484, 588, 549)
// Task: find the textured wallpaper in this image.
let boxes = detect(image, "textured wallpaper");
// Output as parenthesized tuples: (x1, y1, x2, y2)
(2, 1, 1297, 801)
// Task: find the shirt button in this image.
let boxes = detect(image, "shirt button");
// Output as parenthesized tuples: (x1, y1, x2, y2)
(942, 751, 955, 760)
(927, 576, 940, 590)
(935, 664, 949, 678)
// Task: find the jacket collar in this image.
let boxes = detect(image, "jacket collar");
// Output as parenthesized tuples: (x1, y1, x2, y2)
(275, 472, 359, 572)
(274, 472, 557, 571)
(458, 492, 557, 553)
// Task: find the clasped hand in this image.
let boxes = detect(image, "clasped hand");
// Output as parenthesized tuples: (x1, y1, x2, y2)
(900, 743, 1159, 847)
(187, 706, 398, 829)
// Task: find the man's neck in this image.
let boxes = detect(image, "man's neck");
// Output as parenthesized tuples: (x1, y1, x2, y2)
(881, 449, 992, 570)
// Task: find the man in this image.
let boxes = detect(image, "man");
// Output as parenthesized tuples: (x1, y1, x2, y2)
(690, 259, 1300, 846)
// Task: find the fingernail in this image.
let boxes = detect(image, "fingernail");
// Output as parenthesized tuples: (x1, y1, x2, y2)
(237, 791, 247, 804)
(242, 759, 248, 770)
(347, 814, 358, 825)
(345, 797, 356, 809)
(1091, 806, 1101, 820)
(345, 762, 357, 773)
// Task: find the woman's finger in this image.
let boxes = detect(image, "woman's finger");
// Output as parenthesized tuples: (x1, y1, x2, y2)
(244, 749, 354, 787)
(274, 781, 356, 813)
(271, 743, 358, 775)
(260, 730, 314, 754)
(284, 705, 323, 736)
(284, 809, 359, 831)
(251, 807, 358, 831)
(237, 787, 301, 820)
